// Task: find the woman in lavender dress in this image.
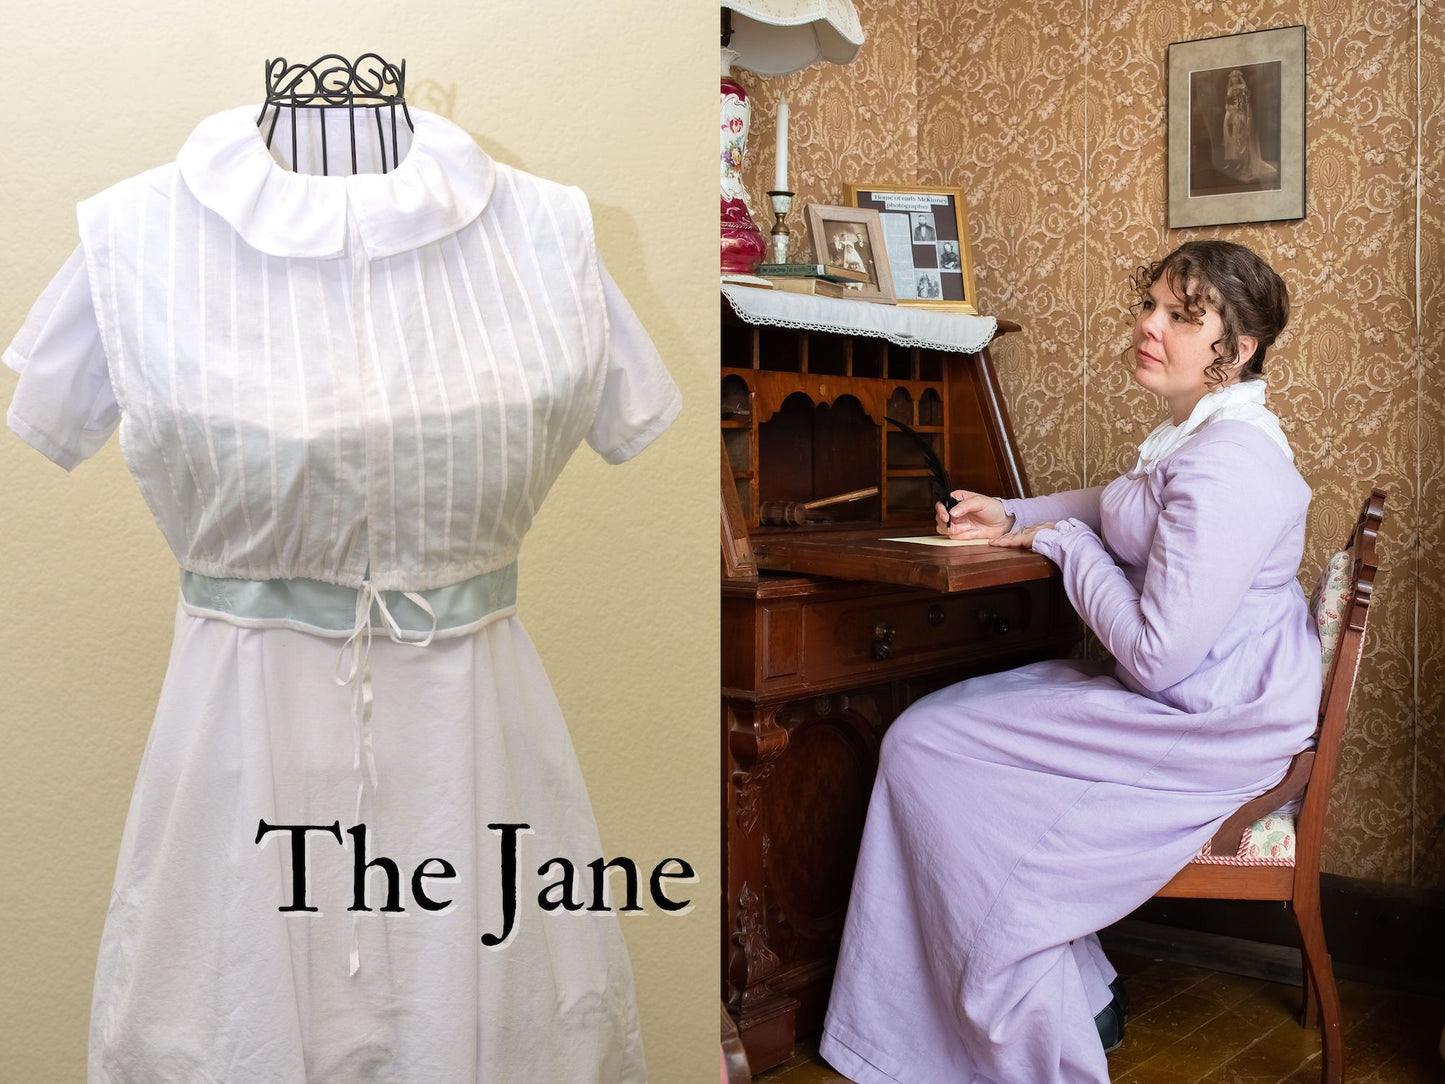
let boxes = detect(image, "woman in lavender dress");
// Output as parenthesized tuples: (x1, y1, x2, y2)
(820, 241, 1318, 1084)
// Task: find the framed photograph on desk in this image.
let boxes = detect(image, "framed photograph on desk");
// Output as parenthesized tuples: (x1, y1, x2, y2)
(805, 204, 896, 302)
(845, 182, 979, 314)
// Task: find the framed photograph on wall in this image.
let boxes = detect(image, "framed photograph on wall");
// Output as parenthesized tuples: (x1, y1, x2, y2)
(805, 204, 896, 302)
(844, 183, 979, 314)
(1168, 25, 1307, 228)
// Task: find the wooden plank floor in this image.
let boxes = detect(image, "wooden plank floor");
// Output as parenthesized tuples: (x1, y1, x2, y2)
(754, 952, 1445, 1082)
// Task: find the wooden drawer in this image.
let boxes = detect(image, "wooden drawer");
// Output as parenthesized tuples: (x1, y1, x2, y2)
(799, 581, 1051, 685)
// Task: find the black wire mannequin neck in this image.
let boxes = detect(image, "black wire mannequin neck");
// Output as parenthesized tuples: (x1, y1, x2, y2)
(257, 53, 415, 177)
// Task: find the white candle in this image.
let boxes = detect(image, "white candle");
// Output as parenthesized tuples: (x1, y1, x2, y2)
(774, 101, 789, 191)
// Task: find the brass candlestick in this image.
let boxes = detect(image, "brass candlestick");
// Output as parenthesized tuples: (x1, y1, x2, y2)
(767, 190, 794, 266)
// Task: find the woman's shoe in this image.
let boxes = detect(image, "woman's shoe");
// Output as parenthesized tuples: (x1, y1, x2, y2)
(1109, 976, 1129, 1021)
(1095, 978, 1128, 1053)
(1094, 1000, 1124, 1054)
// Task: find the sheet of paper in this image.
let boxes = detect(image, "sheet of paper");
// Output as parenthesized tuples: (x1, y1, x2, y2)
(879, 213, 918, 298)
(881, 536, 992, 547)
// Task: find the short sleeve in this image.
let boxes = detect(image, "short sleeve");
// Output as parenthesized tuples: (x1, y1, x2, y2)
(584, 261, 683, 464)
(4, 244, 119, 471)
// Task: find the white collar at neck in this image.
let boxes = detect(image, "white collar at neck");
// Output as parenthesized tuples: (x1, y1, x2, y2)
(1130, 379, 1293, 476)
(176, 104, 496, 260)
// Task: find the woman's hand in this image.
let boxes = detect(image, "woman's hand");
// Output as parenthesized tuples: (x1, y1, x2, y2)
(934, 490, 1015, 539)
(989, 523, 1056, 548)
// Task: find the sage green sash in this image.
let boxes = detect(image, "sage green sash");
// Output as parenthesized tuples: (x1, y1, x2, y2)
(179, 562, 518, 635)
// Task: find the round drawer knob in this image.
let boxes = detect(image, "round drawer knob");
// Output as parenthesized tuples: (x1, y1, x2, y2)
(927, 604, 946, 627)
(871, 620, 896, 661)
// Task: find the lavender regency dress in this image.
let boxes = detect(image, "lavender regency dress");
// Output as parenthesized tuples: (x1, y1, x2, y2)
(820, 382, 1320, 1084)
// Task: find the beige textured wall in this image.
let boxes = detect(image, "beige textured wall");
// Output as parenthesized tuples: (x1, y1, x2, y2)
(740, 0, 1443, 889)
(0, 2, 716, 1079)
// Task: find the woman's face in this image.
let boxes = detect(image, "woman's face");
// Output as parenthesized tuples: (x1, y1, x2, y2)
(1132, 276, 1252, 423)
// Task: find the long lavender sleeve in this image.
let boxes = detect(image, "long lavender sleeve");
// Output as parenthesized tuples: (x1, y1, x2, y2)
(1001, 486, 1105, 533)
(1029, 427, 1306, 692)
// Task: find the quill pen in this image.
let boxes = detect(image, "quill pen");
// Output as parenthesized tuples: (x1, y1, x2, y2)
(886, 416, 958, 511)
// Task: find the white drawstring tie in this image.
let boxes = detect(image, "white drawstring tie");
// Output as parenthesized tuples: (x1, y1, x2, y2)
(334, 579, 437, 976)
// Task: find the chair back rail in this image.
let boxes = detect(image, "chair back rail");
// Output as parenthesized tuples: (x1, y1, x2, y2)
(1291, 489, 1383, 894)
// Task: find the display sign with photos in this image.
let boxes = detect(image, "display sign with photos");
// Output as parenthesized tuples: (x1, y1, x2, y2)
(845, 183, 979, 314)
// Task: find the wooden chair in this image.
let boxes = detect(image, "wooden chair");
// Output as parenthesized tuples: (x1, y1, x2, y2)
(1154, 488, 1386, 1084)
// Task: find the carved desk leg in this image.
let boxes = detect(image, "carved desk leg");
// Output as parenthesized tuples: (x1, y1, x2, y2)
(723, 690, 892, 1073)
(725, 701, 798, 1071)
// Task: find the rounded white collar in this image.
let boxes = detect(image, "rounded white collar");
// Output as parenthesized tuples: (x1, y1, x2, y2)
(1130, 379, 1293, 476)
(176, 104, 497, 260)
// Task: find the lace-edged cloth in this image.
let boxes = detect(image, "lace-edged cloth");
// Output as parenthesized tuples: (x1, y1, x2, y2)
(721, 284, 997, 354)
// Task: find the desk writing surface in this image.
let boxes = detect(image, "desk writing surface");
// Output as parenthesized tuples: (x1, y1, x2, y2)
(749, 526, 1058, 593)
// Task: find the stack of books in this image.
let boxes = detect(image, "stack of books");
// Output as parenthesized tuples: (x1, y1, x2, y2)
(761, 263, 870, 297)
(722, 264, 871, 297)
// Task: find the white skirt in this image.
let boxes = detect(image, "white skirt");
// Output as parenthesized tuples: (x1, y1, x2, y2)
(88, 598, 645, 1082)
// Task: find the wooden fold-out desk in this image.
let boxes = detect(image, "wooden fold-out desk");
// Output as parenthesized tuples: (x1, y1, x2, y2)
(719, 291, 1079, 1073)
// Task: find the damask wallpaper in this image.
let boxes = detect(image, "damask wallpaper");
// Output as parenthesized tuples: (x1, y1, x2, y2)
(738, 0, 1443, 889)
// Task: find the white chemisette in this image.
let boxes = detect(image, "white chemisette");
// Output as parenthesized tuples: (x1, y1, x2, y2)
(5, 103, 681, 1083)
(1129, 378, 1292, 476)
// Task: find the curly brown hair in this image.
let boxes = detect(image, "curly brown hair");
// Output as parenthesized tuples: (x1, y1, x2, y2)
(1128, 240, 1290, 389)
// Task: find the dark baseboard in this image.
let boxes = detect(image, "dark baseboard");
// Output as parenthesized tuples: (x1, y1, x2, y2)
(1105, 873, 1445, 997)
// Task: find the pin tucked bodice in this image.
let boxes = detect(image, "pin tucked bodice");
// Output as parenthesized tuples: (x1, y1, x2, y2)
(6, 105, 678, 594)
(70, 113, 640, 591)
